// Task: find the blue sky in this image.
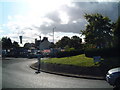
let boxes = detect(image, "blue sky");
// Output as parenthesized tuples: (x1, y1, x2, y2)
(1, 2, 27, 23)
(0, 1, 28, 36)
(0, 0, 119, 46)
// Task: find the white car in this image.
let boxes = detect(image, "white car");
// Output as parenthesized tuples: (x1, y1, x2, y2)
(106, 67, 120, 88)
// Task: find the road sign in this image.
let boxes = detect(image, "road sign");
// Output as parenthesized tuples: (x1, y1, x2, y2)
(93, 56, 101, 63)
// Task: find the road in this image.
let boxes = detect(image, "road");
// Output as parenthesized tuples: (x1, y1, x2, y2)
(2, 58, 113, 88)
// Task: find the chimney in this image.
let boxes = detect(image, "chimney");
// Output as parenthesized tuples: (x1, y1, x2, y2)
(43, 37, 48, 41)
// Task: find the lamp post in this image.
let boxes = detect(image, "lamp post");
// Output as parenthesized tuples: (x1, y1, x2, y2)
(53, 27, 56, 45)
(53, 27, 56, 57)
(39, 36, 41, 50)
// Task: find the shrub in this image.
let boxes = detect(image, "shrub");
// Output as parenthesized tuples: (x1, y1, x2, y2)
(85, 47, 119, 58)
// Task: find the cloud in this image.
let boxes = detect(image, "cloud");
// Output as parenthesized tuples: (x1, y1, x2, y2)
(45, 11, 61, 23)
(73, 2, 118, 21)
(2, 1, 119, 44)
(0, 30, 3, 33)
(0, 26, 4, 33)
(34, 2, 118, 34)
(8, 15, 13, 20)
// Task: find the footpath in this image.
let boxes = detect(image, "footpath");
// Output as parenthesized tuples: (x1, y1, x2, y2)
(30, 62, 105, 80)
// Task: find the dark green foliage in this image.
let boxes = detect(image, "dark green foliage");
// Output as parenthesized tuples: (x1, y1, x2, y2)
(70, 36, 82, 49)
(81, 13, 114, 48)
(85, 47, 119, 58)
(56, 36, 71, 48)
(114, 16, 120, 48)
(49, 42, 55, 48)
(55, 36, 83, 50)
(2, 37, 20, 50)
(13, 41, 19, 48)
(2, 37, 13, 50)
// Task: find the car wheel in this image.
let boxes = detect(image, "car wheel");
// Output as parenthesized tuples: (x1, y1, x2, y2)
(115, 77, 120, 88)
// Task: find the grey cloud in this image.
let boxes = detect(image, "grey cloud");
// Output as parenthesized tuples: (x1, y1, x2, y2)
(45, 11, 61, 23)
(73, 2, 118, 21)
(34, 2, 119, 34)
(37, 20, 86, 34)
(60, 2, 118, 22)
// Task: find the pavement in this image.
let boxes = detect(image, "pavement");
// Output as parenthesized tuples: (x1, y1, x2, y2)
(30, 62, 105, 80)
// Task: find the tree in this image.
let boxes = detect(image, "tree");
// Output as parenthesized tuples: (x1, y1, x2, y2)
(24, 43, 34, 49)
(64, 45, 75, 51)
(56, 36, 71, 48)
(70, 36, 82, 49)
(81, 13, 114, 48)
(114, 16, 120, 48)
(2, 37, 13, 50)
(49, 42, 56, 48)
(55, 36, 83, 50)
(12, 41, 19, 49)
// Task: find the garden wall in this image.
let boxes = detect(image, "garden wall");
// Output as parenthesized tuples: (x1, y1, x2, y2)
(39, 62, 104, 77)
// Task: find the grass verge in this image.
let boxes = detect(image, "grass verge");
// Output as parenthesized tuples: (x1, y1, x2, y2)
(41, 54, 100, 67)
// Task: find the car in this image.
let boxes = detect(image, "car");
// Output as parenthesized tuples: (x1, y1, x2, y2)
(106, 67, 120, 88)
(27, 52, 43, 58)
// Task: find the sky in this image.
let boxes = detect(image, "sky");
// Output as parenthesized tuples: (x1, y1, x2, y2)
(0, 0, 119, 46)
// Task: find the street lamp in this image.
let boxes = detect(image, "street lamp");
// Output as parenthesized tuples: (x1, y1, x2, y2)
(53, 27, 56, 44)
(39, 36, 41, 50)
(53, 27, 56, 57)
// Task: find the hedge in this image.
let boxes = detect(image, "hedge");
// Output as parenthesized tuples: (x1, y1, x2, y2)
(85, 47, 120, 58)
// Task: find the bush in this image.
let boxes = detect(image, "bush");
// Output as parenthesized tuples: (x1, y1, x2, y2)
(65, 47, 75, 52)
(85, 47, 119, 58)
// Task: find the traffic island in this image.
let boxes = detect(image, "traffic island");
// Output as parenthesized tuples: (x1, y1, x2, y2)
(30, 62, 105, 80)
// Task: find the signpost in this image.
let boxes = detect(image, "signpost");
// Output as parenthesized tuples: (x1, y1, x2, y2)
(93, 56, 101, 64)
(35, 36, 41, 74)
(35, 54, 41, 74)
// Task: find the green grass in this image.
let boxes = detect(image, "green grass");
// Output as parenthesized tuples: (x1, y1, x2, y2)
(42, 54, 99, 67)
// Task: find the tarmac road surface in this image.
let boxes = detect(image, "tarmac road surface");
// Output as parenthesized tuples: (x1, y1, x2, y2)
(2, 58, 113, 88)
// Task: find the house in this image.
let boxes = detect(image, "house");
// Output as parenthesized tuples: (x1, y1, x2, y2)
(24, 43, 35, 49)
(35, 37, 51, 50)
